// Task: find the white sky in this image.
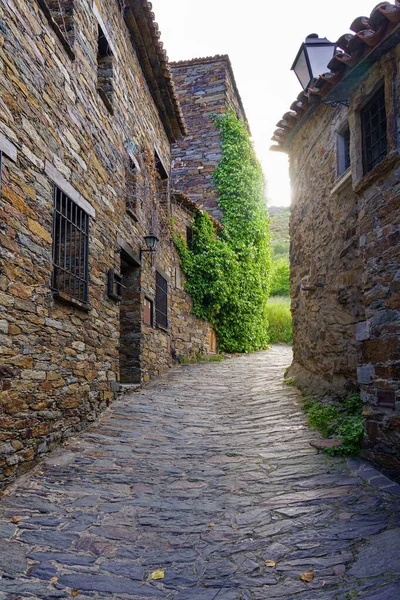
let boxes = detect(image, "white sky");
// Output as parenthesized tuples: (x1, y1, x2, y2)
(150, 0, 375, 206)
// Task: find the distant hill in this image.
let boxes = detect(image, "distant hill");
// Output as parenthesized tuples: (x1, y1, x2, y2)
(269, 206, 290, 260)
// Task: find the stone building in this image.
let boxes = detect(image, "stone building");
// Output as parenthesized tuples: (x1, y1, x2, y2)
(171, 55, 248, 221)
(0, 0, 220, 485)
(271, 2, 400, 468)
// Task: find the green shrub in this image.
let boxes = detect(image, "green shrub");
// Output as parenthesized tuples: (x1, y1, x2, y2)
(303, 394, 364, 457)
(270, 258, 290, 296)
(266, 297, 292, 344)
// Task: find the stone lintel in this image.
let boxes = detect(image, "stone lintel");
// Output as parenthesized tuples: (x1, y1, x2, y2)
(45, 161, 96, 219)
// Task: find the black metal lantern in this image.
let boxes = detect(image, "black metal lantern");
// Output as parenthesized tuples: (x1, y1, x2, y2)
(143, 234, 159, 251)
(291, 34, 337, 90)
(140, 233, 159, 261)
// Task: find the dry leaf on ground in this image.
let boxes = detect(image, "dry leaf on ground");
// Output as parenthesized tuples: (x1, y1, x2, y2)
(11, 516, 20, 524)
(265, 560, 277, 567)
(50, 577, 58, 583)
(208, 523, 215, 527)
(150, 569, 165, 580)
(300, 569, 314, 583)
(71, 590, 79, 597)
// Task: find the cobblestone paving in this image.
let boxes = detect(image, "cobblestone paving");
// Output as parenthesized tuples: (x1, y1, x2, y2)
(0, 346, 399, 600)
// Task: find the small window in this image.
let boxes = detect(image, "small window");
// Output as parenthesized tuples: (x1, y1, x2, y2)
(155, 271, 168, 329)
(97, 25, 114, 114)
(186, 226, 193, 248)
(52, 186, 89, 304)
(36, 0, 75, 59)
(143, 297, 153, 326)
(126, 157, 139, 219)
(154, 150, 169, 207)
(361, 86, 387, 174)
(337, 125, 350, 176)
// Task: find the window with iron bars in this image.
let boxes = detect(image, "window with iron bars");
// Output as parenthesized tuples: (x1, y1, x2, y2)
(51, 186, 89, 304)
(361, 86, 387, 174)
(155, 271, 168, 329)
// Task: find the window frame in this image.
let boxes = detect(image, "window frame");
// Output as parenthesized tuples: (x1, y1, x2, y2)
(155, 271, 168, 330)
(360, 85, 387, 175)
(51, 185, 90, 308)
(337, 124, 351, 177)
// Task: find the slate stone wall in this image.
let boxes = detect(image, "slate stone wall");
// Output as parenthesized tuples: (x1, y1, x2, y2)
(171, 57, 246, 222)
(287, 104, 364, 398)
(0, 0, 213, 485)
(288, 46, 400, 469)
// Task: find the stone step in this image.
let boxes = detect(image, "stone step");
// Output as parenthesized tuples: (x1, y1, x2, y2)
(117, 383, 141, 398)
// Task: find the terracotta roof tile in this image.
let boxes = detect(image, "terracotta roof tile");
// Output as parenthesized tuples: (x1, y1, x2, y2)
(126, 0, 186, 140)
(271, 1, 400, 153)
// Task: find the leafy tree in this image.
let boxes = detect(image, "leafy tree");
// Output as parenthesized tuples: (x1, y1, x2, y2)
(270, 258, 290, 296)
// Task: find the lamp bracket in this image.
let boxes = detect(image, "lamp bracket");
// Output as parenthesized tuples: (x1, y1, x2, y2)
(321, 100, 349, 108)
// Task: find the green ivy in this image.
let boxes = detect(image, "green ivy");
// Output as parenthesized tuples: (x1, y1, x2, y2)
(174, 110, 271, 352)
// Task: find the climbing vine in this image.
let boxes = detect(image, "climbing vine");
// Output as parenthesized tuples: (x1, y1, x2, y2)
(174, 110, 271, 353)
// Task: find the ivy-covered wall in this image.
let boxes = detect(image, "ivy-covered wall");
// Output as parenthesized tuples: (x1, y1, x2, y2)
(174, 111, 271, 353)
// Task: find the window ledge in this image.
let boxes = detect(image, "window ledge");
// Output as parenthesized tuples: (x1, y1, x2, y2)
(36, 0, 75, 60)
(53, 290, 91, 312)
(155, 323, 169, 333)
(330, 168, 352, 196)
(353, 150, 400, 194)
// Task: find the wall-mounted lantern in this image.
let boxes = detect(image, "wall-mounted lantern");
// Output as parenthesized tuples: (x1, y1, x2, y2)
(291, 34, 337, 90)
(140, 233, 159, 260)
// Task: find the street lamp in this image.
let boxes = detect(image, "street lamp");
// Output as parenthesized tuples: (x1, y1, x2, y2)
(291, 34, 337, 90)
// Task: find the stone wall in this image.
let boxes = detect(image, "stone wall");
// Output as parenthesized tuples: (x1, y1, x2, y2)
(348, 48, 400, 469)
(287, 104, 364, 397)
(0, 0, 214, 485)
(171, 56, 246, 221)
(287, 46, 400, 469)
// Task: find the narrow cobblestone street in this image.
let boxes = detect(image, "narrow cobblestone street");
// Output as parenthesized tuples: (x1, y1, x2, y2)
(0, 346, 399, 600)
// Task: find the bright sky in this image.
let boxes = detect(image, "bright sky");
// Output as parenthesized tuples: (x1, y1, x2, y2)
(151, 0, 373, 207)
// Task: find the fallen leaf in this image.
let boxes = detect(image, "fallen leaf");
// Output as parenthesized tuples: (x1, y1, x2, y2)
(300, 569, 314, 583)
(208, 523, 215, 528)
(150, 569, 165, 580)
(187, 442, 192, 445)
(71, 590, 79, 597)
(50, 576, 58, 583)
(322, 580, 326, 587)
(11, 516, 21, 524)
(265, 560, 277, 567)
(38, 471, 44, 476)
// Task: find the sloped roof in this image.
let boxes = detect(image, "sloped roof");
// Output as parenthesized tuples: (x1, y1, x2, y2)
(271, 1, 400, 152)
(172, 192, 224, 231)
(124, 0, 186, 141)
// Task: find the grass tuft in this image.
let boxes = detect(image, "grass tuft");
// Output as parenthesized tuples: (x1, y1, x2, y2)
(266, 296, 292, 344)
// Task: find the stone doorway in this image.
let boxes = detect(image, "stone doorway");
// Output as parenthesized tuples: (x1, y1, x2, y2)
(119, 249, 141, 383)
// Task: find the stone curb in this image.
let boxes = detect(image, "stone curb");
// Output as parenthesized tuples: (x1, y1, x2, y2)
(347, 458, 400, 495)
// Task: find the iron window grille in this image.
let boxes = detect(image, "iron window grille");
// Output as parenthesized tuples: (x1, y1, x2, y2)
(155, 271, 168, 329)
(51, 186, 89, 304)
(361, 87, 387, 174)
